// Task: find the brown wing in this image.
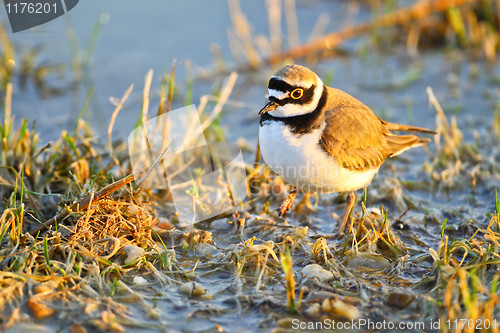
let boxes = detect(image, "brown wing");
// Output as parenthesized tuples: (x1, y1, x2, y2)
(320, 103, 392, 171)
(319, 88, 435, 171)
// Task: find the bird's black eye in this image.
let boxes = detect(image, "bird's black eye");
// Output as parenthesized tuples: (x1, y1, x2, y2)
(290, 88, 303, 99)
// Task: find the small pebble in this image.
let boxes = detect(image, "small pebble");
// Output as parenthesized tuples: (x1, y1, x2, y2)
(124, 245, 145, 265)
(322, 298, 360, 320)
(346, 253, 390, 271)
(276, 318, 294, 328)
(126, 205, 141, 215)
(156, 217, 174, 230)
(133, 276, 148, 285)
(27, 298, 55, 319)
(69, 323, 87, 333)
(179, 282, 206, 297)
(301, 264, 334, 281)
(305, 302, 322, 317)
(387, 292, 415, 308)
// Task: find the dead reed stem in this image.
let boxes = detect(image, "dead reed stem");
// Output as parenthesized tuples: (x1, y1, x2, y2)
(108, 84, 134, 169)
(266, 0, 479, 64)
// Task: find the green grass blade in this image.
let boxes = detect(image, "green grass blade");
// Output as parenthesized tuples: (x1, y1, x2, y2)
(44, 237, 51, 268)
(73, 87, 95, 135)
(63, 131, 81, 159)
(495, 189, 499, 218)
(441, 219, 448, 239)
(279, 245, 296, 313)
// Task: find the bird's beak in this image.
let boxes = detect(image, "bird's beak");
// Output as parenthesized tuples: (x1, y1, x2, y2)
(259, 101, 279, 115)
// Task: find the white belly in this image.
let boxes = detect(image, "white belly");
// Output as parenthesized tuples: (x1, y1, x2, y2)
(258, 121, 378, 193)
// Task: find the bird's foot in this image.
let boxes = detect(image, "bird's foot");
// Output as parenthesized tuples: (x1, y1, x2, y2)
(278, 189, 298, 217)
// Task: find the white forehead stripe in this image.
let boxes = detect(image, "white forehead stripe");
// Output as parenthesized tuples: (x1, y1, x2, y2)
(268, 89, 288, 100)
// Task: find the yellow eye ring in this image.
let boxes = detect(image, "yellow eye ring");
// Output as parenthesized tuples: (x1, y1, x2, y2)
(290, 88, 303, 99)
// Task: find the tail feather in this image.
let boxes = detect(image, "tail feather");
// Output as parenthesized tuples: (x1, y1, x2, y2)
(384, 121, 437, 135)
(385, 133, 431, 157)
(377, 118, 435, 157)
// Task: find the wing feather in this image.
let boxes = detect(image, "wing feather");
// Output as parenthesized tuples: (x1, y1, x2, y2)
(320, 104, 392, 171)
(319, 88, 434, 171)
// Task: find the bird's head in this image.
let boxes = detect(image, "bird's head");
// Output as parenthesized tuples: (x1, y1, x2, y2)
(259, 64, 324, 118)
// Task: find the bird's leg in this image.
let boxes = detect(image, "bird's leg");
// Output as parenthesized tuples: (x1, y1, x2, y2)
(279, 187, 298, 217)
(338, 191, 355, 235)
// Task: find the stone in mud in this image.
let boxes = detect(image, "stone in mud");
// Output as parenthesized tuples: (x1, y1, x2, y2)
(387, 291, 416, 308)
(322, 298, 360, 320)
(133, 276, 148, 285)
(124, 245, 145, 265)
(179, 281, 206, 297)
(27, 298, 55, 319)
(301, 264, 334, 281)
(346, 253, 391, 271)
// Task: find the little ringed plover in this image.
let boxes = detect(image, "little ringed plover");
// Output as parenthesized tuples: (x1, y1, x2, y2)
(258, 64, 436, 235)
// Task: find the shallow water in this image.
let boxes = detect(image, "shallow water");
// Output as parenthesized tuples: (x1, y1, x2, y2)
(4, 0, 346, 141)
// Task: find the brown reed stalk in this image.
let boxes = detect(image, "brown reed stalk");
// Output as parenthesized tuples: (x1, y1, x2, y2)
(266, 0, 479, 64)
